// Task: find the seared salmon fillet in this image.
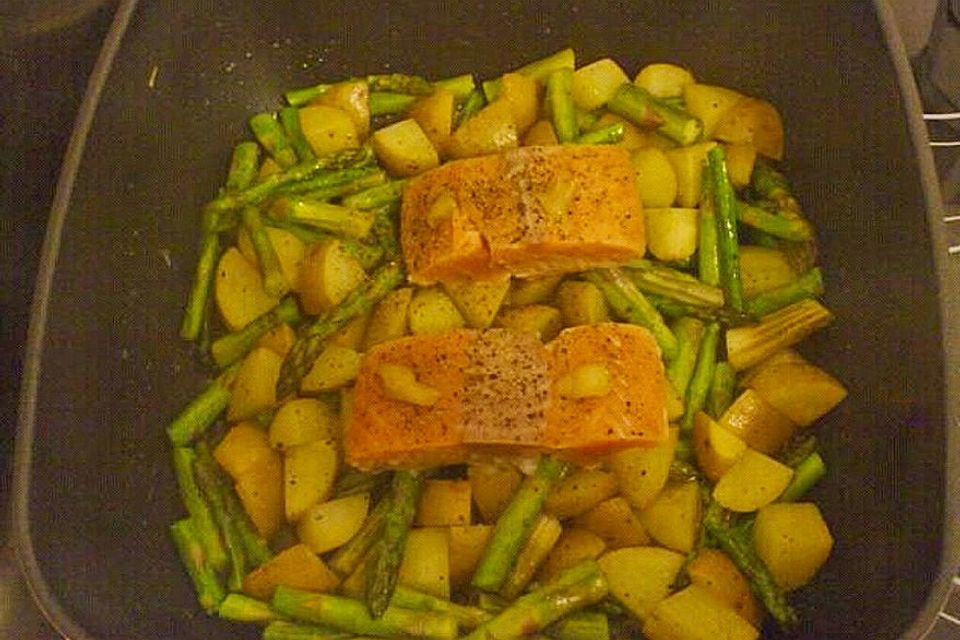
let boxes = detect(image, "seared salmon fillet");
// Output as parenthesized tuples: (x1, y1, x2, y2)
(344, 323, 667, 470)
(401, 145, 645, 285)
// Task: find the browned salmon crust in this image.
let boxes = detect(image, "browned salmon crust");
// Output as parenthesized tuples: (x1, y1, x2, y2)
(401, 145, 645, 284)
(344, 323, 668, 470)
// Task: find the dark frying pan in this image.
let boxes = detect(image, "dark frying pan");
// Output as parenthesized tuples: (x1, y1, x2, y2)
(13, 1, 960, 638)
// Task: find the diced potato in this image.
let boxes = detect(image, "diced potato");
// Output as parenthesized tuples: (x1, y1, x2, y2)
(445, 99, 519, 159)
(692, 411, 747, 483)
(443, 275, 511, 329)
(523, 119, 560, 146)
(632, 147, 678, 208)
(408, 89, 456, 152)
(312, 80, 370, 138)
(448, 524, 493, 590)
(215, 247, 279, 331)
(269, 397, 338, 451)
(633, 63, 695, 99)
(237, 226, 307, 292)
(741, 355, 848, 427)
(665, 141, 717, 207)
(284, 438, 339, 522)
(469, 462, 522, 523)
(555, 363, 612, 399)
(638, 481, 701, 554)
(719, 389, 798, 455)
(643, 584, 759, 640)
(242, 543, 340, 601)
(739, 246, 798, 297)
(571, 58, 630, 111)
(497, 72, 540, 133)
(298, 239, 367, 315)
(687, 548, 762, 628)
(408, 286, 466, 335)
(495, 304, 562, 342)
(724, 143, 758, 189)
(573, 496, 650, 549)
(713, 449, 794, 512)
(398, 527, 451, 599)
(256, 322, 296, 358)
(300, 345, 362, 393)
(537, 527, 607, 583)
(714, 97, 784, 160)
(608, 427, 678, 510)
(364, 287, 414, 350)
(297, 493, 370, 554)
(555, 280, 609, 327)
(507, 274, 565, 306)
(416, 479, 473, 526)
(682, 83, 744, 138)
(214, 421, 274, 480)
(227, 347, 283, 422)
(598, 546, 686, 620)
(326, 310, 371, 351)
(645, 207, 699, 262)
(378, 362, 442, 406)
(545, 469, 619, 519)
(372, 118, 440, 177)
(298, 104, 360, 156)
(234, 451, 284, 539)
(752, 502, 834, 590)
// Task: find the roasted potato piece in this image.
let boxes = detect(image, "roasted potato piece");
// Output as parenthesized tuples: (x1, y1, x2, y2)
(664, 141, 717, 208)
(714, 96, 784, 160)
(752, 502, 834, 590)
(445, 99, 519, 159)
(741, 354, 848, 427)
(227, 347, 283, 422)
(545, 468, 619, 519)
(408, 286, 466, 335)
(214, 421, 274, 480)
(408, 88, 456, 152)
(687, 548, 762, 628)
(555, 280, 610, 327)
(571, 58, 630, 111)
(692, 411, 747, 483)
(372, 118, 440, 177)
(269, 397, 338, 451)
(447, 524, 493, 590)
(632, 147, 678, 208)
(598, 546, 686, 621)
(312, 80, 371, 139)
(506, 274, 565, 307)
(682, 83, 744, 138)
(443, 275, 511, 329)
(638, 481, 701, 554)
(298, 239, 367, 315)
(713, 449, 794, 512)
(719, 389, 798, 455)
(237, 226, 307, 292)
(297, 492, 370, 554)
(643, 584, 759, 640)
(469, 463, 522, 523)
(283, 438, 339, 522)
(416, 479, 473, 526)
(242, 543, 340, 601)
(363, 286, 414, 350)
(233, 451, 284, 540)
(300, 345, 362, 393)
(608, 427, 678, 510)
(644, 207, 699, 262)
(537, 527, 607, 582)
(398, 527, 450, 598)
(634, 63, 695, 99)
(495, 304, 562, 342)
(215, 247, 279, 331)
(573, 496, 650, 549)
(298, 104, 360, 156)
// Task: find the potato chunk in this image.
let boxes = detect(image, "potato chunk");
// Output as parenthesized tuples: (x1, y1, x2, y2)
(372, 118, 440, 177)
(753, 502, 834, 590)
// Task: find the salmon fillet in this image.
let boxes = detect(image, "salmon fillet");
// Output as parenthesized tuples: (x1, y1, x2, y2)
(344, 323, 668, 470)
(401, 146, 646, 285)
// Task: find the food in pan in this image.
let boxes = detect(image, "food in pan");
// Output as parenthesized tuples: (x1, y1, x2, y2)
(167, 48, 846, 639)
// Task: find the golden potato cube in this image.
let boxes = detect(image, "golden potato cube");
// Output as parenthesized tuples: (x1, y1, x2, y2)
(608, 427, 678, 510)
(372, 118, 440, 177)
(556, 280, 609, 327)
(573, 497, 650, 549)
(398, 527, 450, 599)
(298, 239, 366, 315)
(644, 207, 700, 262)
(664, 141, 717, 208)
(633, 63, 695, 99)
(215, 247, 279, 331)
(682, 83, 744, 138)
(364, 286, 414, 350)
(638, 481, 702, 554)
(598, 546, 686, 621)
(687, 548, 762, 628)
(742, 356, 848, 427)
(408, 89, 456, 152)
(692, 411, 747, 483)
(713, 449, 794, 513)
(242, 543, 340, 601)
(214, 422, 274, 480)
(719, 389, 799, 455)
(300, 345, 362, 393)
(545, 469, 619, 519)
(537, 527, 607, 583)
(269, 397, 338, 451)
(408, 286, 466, 335)
(494, 304, 562, 342)
(227, 347, 283, 422)
(643, 584, 759, 640)
(572, 58, 630, 111)
(443, 275, 511, 329)
(448, 525, 493, 590)
(234, 451, 284, 540)
(753, 502, 834, 590)
(632, 147, 678, 208)
(468, 463, 522, 523)
(297, 493, 370, 554)
(283, 438, 338, 522)
(312, 80, 371, 139)
(299, 104, 360, 156)
(714, 96, 784, 160)
(416, 479, 473, 526)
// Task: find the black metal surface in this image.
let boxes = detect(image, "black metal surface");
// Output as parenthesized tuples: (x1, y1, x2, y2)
(10, 1, 957, 639)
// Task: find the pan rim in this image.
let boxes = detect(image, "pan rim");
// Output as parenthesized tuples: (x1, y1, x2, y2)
(10, 0, 958, 638)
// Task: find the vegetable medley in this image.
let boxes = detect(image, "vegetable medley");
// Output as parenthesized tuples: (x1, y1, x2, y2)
(168, 48, 847, 640)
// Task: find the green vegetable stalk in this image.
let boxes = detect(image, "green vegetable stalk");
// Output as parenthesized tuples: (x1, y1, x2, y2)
(166, 365, 238, 446)
(546, 68, 577, 143)
(707, 146, 744, 312)
(170, 518, 226, 613)
(679, 322, 720, 435)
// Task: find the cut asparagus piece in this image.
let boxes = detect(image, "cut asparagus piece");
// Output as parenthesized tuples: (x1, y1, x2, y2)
(726, 299, 833, 370)
(574, 122, 625, 145)
(279, 106, 317, 163)
(745, 267, 824, 317)
(166, 365, 238, 446)
(666, 317, 706, 401)
(250, 112, 299, 168)
(624, 260, 725, 309)
(679, 322, 720, 435)
(211, 296, 302, 368)
(607, 83, 703, 145)
(707, 146, 744, 312)
(269, 197, 375, 239)
(546, 68, 578, 143)
(218, 593, 284, 624)
(778, 452, 826, 502)
(170, 517, 226, 614)
(172, 447, 228, 574)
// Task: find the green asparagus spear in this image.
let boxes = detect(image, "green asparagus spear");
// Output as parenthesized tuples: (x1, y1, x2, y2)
(279, 106, 316, 163)
(646, 294, 754, 326)
(777, 433, 818, 468)
(546, 68, 577, 143)
(745, 267, 824, 317)
(180, 142, 260, 340)
(737, 202, 815, 242)
(278, 166, 383, 199)
(370, 203, 401, 259)
(707, 146, 744, 312)
(250, 112, 299, 168)
(749, 158, 802, 213)
(341, 179, 407, 211)
(211, 296, 302, 368)
(433, 73, 477, 101)
(574, 123, 625, 145)
(193, 440, 250, 590)
(297, 170, 388, 203)
(465, 560, 609, 640)
(455, 89, 487, 127)
(271, 586, 458, 639)
(218, 592, 284, 624)
(242, 206, 289, 297)
(545, 610, 610, 640)
(607, 84, 703, 145)
(170, 517, 226, 613)
(328, 497, 390, 577)
(707, 361, 737, 418)
(472, 456, 567, 593)
(370, 92, 419, 116)
(725, 299, 833, 370)
(204, 147, 374, 216)
(167, 365, 237, 446)
(583, 268, 678, 362)
(483, 48, 576, 101)
(366, 73, 435, 95)
(778, 452, 826, 502)
(679, 322, 721, 435)
(366, 470, 424, 617)
(500, 514, 564, 599)
(220, 471, 273, 569)
(703, 500, 798, 628)
(666, 317, 706, 401)
(261, 620, 351, 640)
(698, 178, 721, 287)
(277, 260, 404, 398)
(269, 197, 375, 239)
(391, 585, 491, 629)
(624, 260, 725, 309)
(172, 447, 228, 574)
